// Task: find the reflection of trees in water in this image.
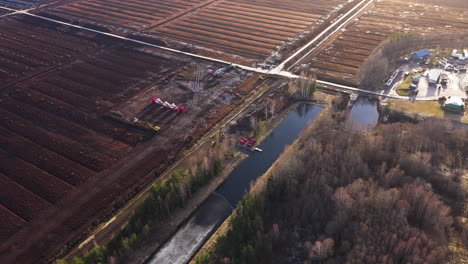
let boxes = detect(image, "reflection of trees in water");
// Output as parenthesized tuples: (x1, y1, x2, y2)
(345, 117, 372, 131)
(297, 103, 305, 117)
(355, 97, 373, 107)
(346, 98, 379, 131)
(296, 103, 313, 118)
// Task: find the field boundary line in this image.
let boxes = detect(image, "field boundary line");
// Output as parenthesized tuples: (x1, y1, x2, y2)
(145, 0, 223, 30)
(285, 0, 375, 70)
(274, 0, 373, 72)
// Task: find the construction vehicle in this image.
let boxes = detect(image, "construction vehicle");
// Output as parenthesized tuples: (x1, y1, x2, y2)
(239, 138, 248, 144)
(177, 106, 186, 113)
(147, 123, 161, 131)
(152, 97, 163, 105)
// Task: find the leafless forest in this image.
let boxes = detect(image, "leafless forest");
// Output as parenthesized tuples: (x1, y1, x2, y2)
(204, 113, 467, 264)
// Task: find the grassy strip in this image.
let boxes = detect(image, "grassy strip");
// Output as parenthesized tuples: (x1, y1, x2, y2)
(388, 100, 444, 117)
(396, 73, 418, 96)
(387, 100, 468, 124)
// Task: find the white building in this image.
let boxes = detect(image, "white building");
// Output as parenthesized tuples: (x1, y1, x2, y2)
(428, 69, 442, 84)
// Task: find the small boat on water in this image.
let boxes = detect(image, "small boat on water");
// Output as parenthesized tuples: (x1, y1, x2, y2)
(254, 147, 263, 152)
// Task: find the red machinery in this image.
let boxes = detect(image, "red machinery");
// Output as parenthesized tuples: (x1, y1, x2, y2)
(246, 139, 256, 147)
(151, 97, 186, 112)
(239, 138, 256, 147)
(152, 97, 163, 105)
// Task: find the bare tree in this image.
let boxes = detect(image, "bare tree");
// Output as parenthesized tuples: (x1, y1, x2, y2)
(269, 100, 276, 118)
(249, 115, 257, 130)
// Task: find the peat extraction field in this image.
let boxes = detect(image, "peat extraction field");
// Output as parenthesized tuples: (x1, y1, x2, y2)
(148, 0, 352, 62)
(0, 8, 10, 15)
(44, 0, 212, 31)
(7, 0, 465, 263)
(39, 0, 357, 64)
(0, 9, 265, 264)
(0, 0, 50, 9)
(0, 15, 111, 87)
(300, 0, 468, 85)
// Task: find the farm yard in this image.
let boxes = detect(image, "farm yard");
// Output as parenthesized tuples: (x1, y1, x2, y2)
(302, 0, 468, 86)
(149, 0, 352, 62)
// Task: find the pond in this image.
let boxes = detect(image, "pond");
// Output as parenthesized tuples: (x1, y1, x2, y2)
(346, 97, 379, 130)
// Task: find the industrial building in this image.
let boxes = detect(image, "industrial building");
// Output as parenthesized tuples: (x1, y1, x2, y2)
(411, 49, 430, 60)
(443, 97, 465, 112)
(451, 49, 466, 60)
(428, 69, 442, 84)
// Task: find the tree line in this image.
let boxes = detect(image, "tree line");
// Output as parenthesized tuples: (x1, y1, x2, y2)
(198, 114, 467, 264)
(60, 140, 233, 264)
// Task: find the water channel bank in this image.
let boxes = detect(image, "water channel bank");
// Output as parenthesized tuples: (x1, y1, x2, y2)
(190, 95, 381, 262)
(146, 104, 324, 264)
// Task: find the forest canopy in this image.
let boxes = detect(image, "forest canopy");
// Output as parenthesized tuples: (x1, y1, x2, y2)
(201, 116, 467, 264)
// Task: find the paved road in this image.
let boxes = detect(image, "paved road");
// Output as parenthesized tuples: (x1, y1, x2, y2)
(0, 6, 33, 17)
(317, 80, 439, 100)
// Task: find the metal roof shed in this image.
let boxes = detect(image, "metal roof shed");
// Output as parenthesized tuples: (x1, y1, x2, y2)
(411, 49, 430, 60)
(428, 69, 442, 84)
(443, 97, 465, 112)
